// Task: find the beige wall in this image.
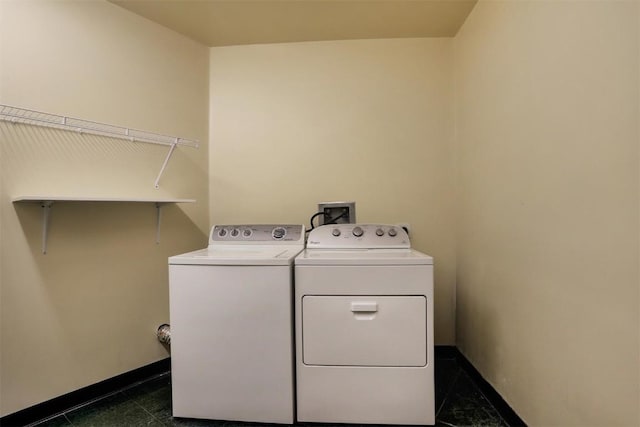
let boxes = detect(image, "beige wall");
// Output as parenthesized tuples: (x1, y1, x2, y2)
(2, 0, 638, 422)
(454, 1, 639, 426)
(0, 0, 209, 416)
(209, 38, 456, 344)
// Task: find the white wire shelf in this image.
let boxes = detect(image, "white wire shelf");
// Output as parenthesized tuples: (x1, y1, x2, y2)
(0, 104, 199, 148)
(1, 104, 199, 188)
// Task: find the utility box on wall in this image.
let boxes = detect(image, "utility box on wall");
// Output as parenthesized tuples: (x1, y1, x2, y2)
(318, 201, 356, 225)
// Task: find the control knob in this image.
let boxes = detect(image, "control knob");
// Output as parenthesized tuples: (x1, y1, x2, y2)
(352, 226, 364, 237)
(272, 227, 286, 239)
(217, 228, 227, 237)
(231, 228, 240, 237)
(243, 229, 252, 237)
(375, 228, 384, 236)
(388, 228, 398, 237)
(332, 228, 341, 237)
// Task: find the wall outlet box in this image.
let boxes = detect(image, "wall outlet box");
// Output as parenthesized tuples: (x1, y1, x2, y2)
(318, 201, 356, 225)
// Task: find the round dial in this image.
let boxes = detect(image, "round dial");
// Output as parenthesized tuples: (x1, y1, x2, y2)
(332, 228, 341, 237)
(242, 229, 252, 238)
(230, 228, 240, 237)
(217, 228, 227, 237)
(388, 228, 398, 237)
(272, 227, 286, 239)
(352, 226, 364, 237)
(375, 228, 384, 236)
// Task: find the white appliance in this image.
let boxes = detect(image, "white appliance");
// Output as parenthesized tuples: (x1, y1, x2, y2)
(168, 224, 305, 424)
(295, 224, 434, 425)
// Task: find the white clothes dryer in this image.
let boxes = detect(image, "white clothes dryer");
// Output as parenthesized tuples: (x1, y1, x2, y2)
(295, 224, 434, 425)
(168, 224, 304, 424)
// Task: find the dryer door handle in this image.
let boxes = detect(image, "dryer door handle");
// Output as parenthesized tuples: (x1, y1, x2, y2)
(351, 302, 378, 312)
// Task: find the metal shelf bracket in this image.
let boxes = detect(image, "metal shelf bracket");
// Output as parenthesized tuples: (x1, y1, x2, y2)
(154, 140, 178, 189)
(41, 201, 54, 254)
(155, 202, 164, 244)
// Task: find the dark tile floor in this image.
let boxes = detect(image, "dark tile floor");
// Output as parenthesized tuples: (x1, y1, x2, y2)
(30, 354, 508, 427)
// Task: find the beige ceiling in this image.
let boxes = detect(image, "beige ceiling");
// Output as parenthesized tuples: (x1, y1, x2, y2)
(109, 0, 478, 47)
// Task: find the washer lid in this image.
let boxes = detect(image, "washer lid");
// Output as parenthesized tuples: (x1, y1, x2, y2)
(169, 245, 304, 266)
(295, 248, 433, 266)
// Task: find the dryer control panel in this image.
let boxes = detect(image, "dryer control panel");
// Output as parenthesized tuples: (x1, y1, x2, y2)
(209, 224, 305, 244)
(306, 224, 410, 249)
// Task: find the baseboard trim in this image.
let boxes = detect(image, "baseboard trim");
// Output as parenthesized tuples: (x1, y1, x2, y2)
(447, 346, 527, 427)
(434, 344, 459, 359)
(0, 358, 171, 427)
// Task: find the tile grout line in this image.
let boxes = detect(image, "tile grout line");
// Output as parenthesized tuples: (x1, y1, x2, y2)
(436, 367, 463, 417)
(480, 403, 509, 426)
(131, 398, 163, 424)
(473, 381, 511, 427)
(125, 377, 174, 425)
(62, 412, 74, 426)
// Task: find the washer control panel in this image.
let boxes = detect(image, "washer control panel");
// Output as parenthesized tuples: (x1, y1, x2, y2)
(209, 224, 305, 244)
(306, 224, 410, 249)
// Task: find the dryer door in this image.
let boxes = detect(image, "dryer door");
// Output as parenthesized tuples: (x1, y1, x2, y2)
(302, 295, 426, 367)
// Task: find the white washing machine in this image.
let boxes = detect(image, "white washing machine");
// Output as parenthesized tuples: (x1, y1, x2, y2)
(295, 224, 434, 425)
(168, 224, 304, 424)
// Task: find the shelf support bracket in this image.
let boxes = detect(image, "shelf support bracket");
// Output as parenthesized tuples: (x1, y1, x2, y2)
(155, 203, 163, 244)
(41, 201, 54, 254)
(154, 139, 178, 189)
